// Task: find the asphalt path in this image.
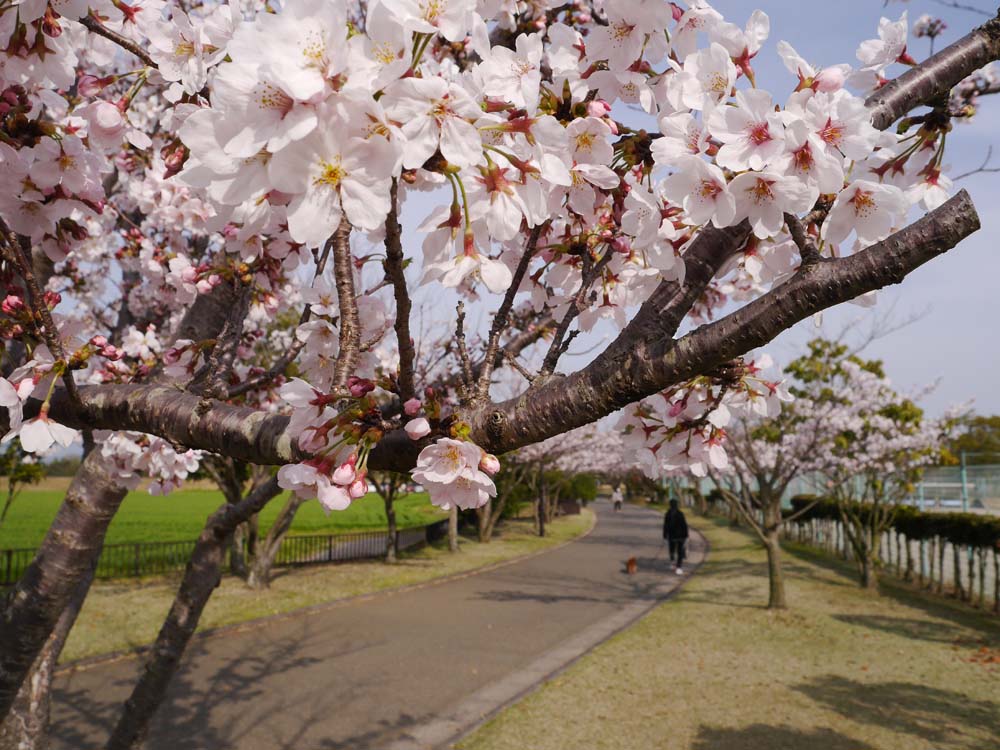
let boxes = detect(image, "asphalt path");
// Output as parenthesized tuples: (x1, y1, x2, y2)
(51, 501, 705, 749)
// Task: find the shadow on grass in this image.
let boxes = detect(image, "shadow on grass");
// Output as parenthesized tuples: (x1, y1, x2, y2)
(794, 675, 1000, 745)
(831, 614, 995, 646)
(692, 724, 873, 750)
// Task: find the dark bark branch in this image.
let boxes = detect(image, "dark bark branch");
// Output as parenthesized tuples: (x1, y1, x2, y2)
(332, 222, 360, 389)
(106, 477, 282, 750)
(866, 10, 1000, 130)
(455, 301, 474, 391)
(784, 212, 821, 265)
(78, 15, 157, 68)
(383, 181, 417, 402)
(477, 226, 542, 400)
(475, 191, 979, 454)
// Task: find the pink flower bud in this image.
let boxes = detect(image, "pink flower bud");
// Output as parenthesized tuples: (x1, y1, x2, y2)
(403, 398, 422, 417)
(479, 453, 500, 476)
(815, 66, 846, 93)
(83, 100, 126, 153)
(163, 347, 183, 365)
(405, 418, 431, 440)
(332, 462, 356, 486)
(90, 335, 108, 347)
(2, 295, 24, 315)
(347, 376, 375, 398)
(180, 266, 198, 283)
(101, 345, 124, 361)
(348, 478, 368, 499)
(196, 279, 213, 294)
(586, 99, 612, 118)
(208, 274, 222, 287)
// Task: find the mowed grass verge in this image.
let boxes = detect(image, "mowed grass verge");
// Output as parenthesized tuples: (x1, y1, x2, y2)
(459, 516, 1000, 750)
(61, 510, 595, 664)
(0, 488, 444, 548)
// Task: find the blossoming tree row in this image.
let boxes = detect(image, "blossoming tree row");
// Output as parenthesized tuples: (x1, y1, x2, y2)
(0, 0, 998, 744)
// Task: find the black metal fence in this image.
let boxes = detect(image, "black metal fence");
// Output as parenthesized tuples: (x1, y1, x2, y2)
(1, 519, 450, 586)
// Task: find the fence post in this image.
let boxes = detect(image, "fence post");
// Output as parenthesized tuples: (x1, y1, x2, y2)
(328, 534, 333, 562)
(134, 543, 141, 578)
(4, 548, 11, 586)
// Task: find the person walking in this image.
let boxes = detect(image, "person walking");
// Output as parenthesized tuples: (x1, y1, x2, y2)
(663, 499, 689, 574)
(611, 485, 624, 512)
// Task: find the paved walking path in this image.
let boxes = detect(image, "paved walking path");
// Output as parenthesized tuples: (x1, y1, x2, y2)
(51, 502, 705, 750)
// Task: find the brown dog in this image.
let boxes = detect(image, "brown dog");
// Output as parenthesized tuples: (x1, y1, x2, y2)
(625, 556, 637, 575)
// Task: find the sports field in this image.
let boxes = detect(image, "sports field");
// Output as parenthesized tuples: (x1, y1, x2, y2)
(0, 485, 442, 549)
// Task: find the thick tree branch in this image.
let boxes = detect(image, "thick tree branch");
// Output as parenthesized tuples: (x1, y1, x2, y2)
(383, 181, 417, 402)
(331, 221, 359, 389)
(866, 10, 1000, 130)
(475, 191, 979, 454)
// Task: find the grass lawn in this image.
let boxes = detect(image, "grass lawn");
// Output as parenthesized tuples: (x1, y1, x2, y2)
(60, 510, 595, 664)
(0, 488, 444, 548)
(459, 515, 1000, 750)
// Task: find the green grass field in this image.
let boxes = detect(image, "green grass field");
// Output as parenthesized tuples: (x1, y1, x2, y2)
(0, 488, 444, 549)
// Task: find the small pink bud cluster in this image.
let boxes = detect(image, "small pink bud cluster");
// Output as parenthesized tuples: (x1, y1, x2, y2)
(89, 335, 124, 361)
(347, 376, 375, 398)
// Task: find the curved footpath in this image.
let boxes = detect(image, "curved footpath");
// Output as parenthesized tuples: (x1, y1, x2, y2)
(51, 502, 705, 750)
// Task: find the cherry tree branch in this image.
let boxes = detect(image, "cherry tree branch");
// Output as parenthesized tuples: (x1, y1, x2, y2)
(13, 193, 979, 473)
(331, 221, 359, 389)
(477, 225, 542, 400)
(475, 191, 980, 454)
(78, 15, 157, 68)
(227, 237, 334, 398)
(866, 9, 1000, 130)
(383, 181, 417, 402)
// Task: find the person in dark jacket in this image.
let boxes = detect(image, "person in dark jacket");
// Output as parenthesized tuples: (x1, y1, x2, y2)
(663, 499, 689, 574)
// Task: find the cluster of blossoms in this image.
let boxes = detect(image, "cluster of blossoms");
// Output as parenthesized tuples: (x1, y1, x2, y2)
(100, 432, 203, 494)
(617, 354, 792, 479)
(0, 0, 990, 511)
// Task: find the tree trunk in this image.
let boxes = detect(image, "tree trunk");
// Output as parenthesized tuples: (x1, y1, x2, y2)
(937, 538, 946, 595)
(860, 552, 878, 592)
(0, 452, 128, 715)
(477, 494, 507, 543)
(246, 494, 304, 589)
(904, 535, 914, 582)
(993, 550, 999, 615)
(0, 564, 95, 750)
(106, 479, 281, 750)
(966, 546, 975, 604)
(977, 547, 986, 609)
(447, 506, 459, 552)
(763, 528, 787, 610)
(229, 523, 248, 578)
(952, 542, 964, 599)
(383, 493, 397, 563)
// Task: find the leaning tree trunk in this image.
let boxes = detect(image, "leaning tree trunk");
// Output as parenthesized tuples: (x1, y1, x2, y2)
(763, 526, 787, 610)
(977, 547, 986, 609)
(246, 494, 305, 589)
(0, 451, 128, 716)
(993, 549, 999, 615)
(0, 563, 95, 750)
(106, 479, 281, 750)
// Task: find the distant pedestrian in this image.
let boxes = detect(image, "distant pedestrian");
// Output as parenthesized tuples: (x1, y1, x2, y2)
(663, 499, 689, 574)
(611, 485, 624, 512)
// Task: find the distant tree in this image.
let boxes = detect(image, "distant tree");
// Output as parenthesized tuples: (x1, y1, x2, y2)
(39, 456, 80, 477)
(948, 415, 1000, 464)
(0, 443, 43, 529)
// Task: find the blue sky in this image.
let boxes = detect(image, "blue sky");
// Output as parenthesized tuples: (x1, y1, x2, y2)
(393, 0, 1000, 416)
